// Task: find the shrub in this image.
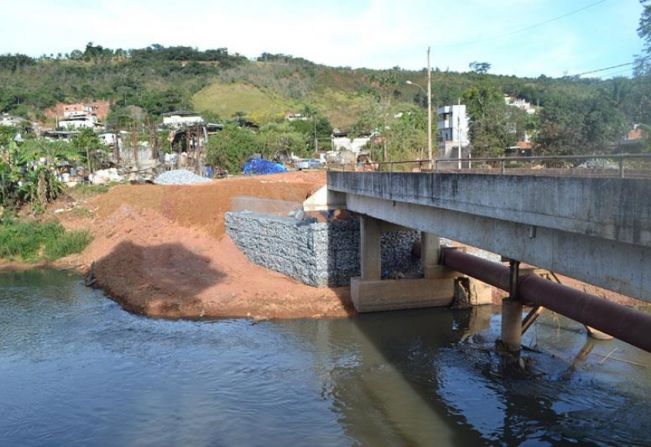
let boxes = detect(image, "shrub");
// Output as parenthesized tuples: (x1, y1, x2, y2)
(0, 219, 92, 263)
(44, 229, 92, 260)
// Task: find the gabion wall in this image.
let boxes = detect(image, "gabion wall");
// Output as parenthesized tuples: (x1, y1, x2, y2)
(225, 211, 421, 287)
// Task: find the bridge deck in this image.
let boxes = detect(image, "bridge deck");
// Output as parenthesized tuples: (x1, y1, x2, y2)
(328, 171, 651, 302)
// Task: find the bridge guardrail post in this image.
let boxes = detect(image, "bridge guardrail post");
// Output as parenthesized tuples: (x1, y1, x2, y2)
(619, 156, 625, 179)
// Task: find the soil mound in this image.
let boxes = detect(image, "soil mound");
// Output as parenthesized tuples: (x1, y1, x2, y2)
(69, 171, 354, 319)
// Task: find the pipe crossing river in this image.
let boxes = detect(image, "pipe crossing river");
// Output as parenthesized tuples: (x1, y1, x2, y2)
(442, 248, 651, 353)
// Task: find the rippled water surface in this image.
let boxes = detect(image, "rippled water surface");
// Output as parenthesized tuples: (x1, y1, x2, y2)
(1, 269, 650, 446)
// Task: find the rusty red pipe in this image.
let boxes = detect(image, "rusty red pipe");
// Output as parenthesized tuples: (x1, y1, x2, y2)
(442, 248, 651, 353)
(443, 248, 511, 291)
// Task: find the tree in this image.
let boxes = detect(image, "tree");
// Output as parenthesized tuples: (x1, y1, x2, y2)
(630, 1, 651, 132)
(71, 128, 107, 173)
(462, 86, 514, 157)
(637, 1, 651, 74)
(469, 61, 491, 75)
(535, 92, 625, 155)
(206, 125, 259, 173)
(257, 122, 309, 159)
(366, 72, 400, 160)
(288, 106, 332, 152)
(383, 107, 427, 161)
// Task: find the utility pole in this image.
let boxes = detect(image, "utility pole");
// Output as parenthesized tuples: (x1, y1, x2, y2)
(405, 47, 433, 168)
(457, 97, 462, 169)
(427, 46, 433, 168)
(313, 114, 318, 153)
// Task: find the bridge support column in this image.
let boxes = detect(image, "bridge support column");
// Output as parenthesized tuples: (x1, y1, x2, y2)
(351, 219, 456, 313)
(499, 260, 523, 352)
(421, 232, 441, 279)
(360, 216, 382, 281)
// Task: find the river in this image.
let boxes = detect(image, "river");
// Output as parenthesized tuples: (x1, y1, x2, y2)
(1, 269, 650, 446)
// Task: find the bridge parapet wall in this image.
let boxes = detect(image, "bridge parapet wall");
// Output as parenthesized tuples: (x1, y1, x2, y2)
(328, 172, 651, 247)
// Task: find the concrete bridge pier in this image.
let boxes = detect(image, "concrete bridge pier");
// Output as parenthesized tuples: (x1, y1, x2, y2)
(351, 215, 457, 313)
(500, 260, 523, 353)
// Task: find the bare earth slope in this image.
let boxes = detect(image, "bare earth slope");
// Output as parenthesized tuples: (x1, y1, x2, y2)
(62, 172, 353, 320)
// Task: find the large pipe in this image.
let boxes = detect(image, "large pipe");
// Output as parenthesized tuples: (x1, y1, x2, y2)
(442, 248, 651, 353)
(443, 248, 510, 290)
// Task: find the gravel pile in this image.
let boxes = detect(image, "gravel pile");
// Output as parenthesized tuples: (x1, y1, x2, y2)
(577, 159, 619, 170)
(154, 169, 212, 185)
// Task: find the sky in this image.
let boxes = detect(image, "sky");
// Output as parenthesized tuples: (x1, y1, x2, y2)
(0, 0, 644, 78)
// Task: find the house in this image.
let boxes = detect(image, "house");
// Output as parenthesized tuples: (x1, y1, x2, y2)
(331, 129, 371, 154)
(45, 100, 111, 121)
(98, 132, 125, 152)
(504, 95, 536, 115)
(505, 140, 533, 157)
(42, 130, 77, 142)
(50, 101, 106, 131)
(626, 124, 644, 142)
(58, 113, 102, 130)
(617, 124, 646, 152)
(0, 113, 24, 127)
(286, 112, 308, 121)
(437, 104, 470, 159)
(162, 111, 204, 129)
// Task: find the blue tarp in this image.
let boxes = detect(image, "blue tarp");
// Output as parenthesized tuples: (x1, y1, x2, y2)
(242, 159, 288, 175)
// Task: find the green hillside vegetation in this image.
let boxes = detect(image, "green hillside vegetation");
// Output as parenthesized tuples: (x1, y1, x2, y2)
(1, 42, 650, 159)
(193, 81, 299, 123)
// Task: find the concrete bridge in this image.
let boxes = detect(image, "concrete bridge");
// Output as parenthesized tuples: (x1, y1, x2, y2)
(325, 171, 651, 352)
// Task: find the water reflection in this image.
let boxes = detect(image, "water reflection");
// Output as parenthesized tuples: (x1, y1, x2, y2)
(0, 270, 650, 446)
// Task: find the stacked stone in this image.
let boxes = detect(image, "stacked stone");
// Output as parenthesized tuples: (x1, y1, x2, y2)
(225, 212, 319, 286)
(314, 220, 361, 286)
(380, 231, 421, 278)
(225, 211, 421, 288)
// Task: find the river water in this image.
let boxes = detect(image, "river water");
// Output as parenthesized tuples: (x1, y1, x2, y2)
(1, 269, 650, 446)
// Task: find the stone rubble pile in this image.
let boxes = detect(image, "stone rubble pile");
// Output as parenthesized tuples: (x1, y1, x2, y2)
(154, 169, 212, 185)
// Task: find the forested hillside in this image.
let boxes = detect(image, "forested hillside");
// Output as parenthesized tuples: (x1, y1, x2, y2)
(1, 42, 649, 158)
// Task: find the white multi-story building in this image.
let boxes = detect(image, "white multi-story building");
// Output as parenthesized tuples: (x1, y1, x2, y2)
(437, 104, 470, 159)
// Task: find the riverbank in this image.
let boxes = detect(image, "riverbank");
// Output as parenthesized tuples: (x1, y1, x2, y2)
(56, 171, 354, 320)
(1, 170, 641, 320)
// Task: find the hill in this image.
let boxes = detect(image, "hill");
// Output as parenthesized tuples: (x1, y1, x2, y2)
(0, 44, 649, 157)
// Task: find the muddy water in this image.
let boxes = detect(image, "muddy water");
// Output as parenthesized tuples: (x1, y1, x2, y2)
(1, 270, 650, 446)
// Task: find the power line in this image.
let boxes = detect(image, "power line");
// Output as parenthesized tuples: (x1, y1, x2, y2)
(604, 68, 635, 78)
(571, 55, 651, 77)
(434, 0, 610, 48)
(574, 61, 636, 77)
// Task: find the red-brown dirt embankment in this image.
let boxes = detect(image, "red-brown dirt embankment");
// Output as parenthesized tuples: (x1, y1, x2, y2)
(57, 171, 354, 320)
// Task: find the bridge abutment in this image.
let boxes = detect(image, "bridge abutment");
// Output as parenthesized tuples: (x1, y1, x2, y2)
(352, 216, 458, 313)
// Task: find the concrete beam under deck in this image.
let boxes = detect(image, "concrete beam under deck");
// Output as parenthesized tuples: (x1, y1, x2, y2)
(329, 172, 651, 302)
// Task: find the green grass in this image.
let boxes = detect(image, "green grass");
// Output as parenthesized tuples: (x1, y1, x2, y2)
(71, 183, 111, 198)
(68, 207, 94, 219)
(43, 229, 92, 260)
(0, 219, 92, 263)
(193, 77, 423, 129)
(192, 81, 299, 123)
(308, 88, 375, 129)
